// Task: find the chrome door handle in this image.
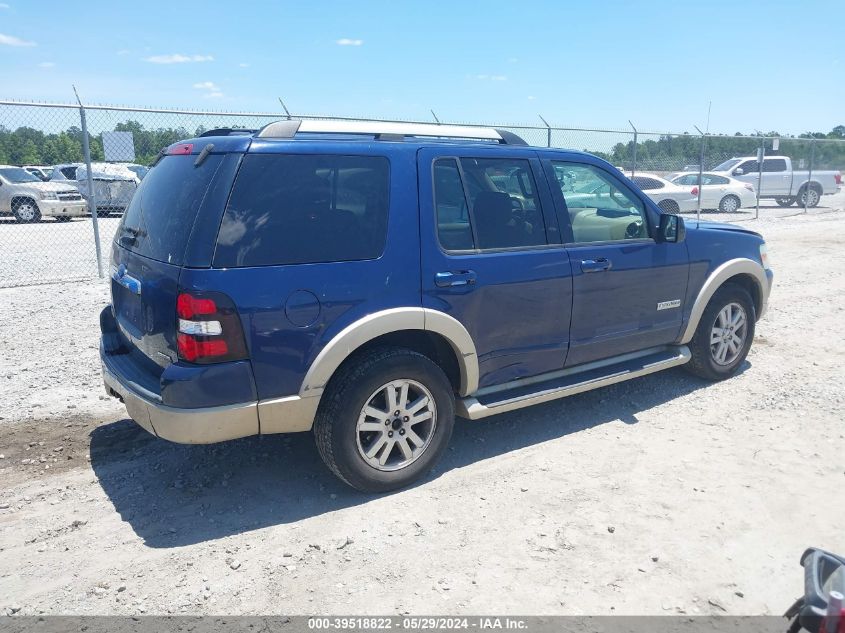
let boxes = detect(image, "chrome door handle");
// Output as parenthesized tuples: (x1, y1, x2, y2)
(435, 270, 477, 287)
(580, 258, 612, 273)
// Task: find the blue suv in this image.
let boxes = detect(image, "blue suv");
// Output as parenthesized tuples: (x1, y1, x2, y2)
(100, 120, 773, 492)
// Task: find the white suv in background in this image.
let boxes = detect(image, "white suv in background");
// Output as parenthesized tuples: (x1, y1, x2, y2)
(0, 165, 87, 223)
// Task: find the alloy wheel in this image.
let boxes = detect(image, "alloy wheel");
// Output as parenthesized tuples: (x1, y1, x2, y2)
(355, 379, 437, 472)
(710, 302, 748, 366)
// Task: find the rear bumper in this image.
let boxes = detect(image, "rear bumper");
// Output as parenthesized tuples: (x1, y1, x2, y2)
(102, 357, 259, 444)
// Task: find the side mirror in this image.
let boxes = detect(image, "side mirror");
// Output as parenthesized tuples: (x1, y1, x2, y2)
(733, 168, 744, 176)
(658, 213, 685, 243)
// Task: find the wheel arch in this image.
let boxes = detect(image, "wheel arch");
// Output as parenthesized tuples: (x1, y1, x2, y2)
(679, 258, 768, 345)
(300, 307, 479, 399)
(796, 179, 824, 194)
(11, 194, 38, 206)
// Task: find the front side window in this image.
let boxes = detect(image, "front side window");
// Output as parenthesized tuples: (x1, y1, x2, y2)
(551, 161, 649, 244)
(214, 154, 390, 267)
(673, 174, 698, 186)
(432, 157, 547, 251)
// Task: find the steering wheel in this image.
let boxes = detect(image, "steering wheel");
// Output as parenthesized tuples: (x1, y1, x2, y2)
(625, 221, 643, 239)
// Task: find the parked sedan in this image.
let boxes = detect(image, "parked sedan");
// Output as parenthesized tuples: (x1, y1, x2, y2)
(670, 172, 757, 213)
(629, 173, 698, 214)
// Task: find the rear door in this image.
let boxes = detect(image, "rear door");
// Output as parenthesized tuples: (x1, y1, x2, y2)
(418, 146, 573, 389)
(111, 150, 231, 367)
(542, 156, 689, 367)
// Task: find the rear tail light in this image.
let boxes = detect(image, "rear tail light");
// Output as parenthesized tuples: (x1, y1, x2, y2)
(836, 173, 842, 185)
(175, 291, 247, 364)
(691, 186, 699, 196)
(167, 143, 194, 156)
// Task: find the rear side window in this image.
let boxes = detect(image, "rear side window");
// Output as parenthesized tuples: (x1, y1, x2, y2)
(214, 154, 389, 267)
(432, 157, 547, 252)
(762, 158, 787, 172)
(118, 154, 223, 265)
(631, 176, 663, 190)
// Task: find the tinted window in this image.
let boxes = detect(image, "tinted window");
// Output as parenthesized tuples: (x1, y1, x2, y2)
(118, 154, 223, 265)
(737, 161, 758, 174)
(631, 176, 663, 190)
(60, 166, 78, 179)
(551, 161, 648, 244)
(762, 158, 787, 172)
(214, 154, 389, 267)
(433, 157, 547, 251)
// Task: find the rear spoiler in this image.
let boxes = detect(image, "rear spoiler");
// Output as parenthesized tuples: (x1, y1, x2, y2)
(199, 128, 257, 137)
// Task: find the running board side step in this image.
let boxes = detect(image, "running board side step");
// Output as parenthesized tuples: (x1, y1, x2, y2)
(456, 346, 691, 420)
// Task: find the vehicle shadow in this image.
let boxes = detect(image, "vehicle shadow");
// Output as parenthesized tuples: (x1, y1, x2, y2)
(90, 363, 743, 548)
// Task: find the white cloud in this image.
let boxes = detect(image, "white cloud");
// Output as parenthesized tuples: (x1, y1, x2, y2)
(0, 33, 36, 47)
(0, 4, 10, 9)
(116, 49, 130, 56)
(38, 61, 55, 68)
(193, 81, 220, 91)
(473, 74, 507, 81)
(527, 95, 536, 101)
(336, 38, 363, 46)
(203, 92, 224, 99)
(239, 62, 250, 68)
(144, 53, 213, 64)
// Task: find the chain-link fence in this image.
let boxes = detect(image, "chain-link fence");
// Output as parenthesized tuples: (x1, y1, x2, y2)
(1, 98, 844, 288)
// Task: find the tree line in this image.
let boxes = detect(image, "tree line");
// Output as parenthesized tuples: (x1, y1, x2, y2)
(595, 126, 845, 171)
(1, 119, 843, 171)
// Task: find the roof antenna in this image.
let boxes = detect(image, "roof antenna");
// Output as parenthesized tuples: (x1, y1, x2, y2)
(430, 110, 441, 124)
(278, 97, 292, 120)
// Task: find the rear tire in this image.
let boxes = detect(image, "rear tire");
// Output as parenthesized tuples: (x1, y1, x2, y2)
(685, 283, 755, 381)
(12, 198, 41, 223)
(313, 347, 455, 493)
(657, 199, 680, 215)
(797, 185, 821, 208)
(775, 197, 795, 207)
(718, 195, 741, 213)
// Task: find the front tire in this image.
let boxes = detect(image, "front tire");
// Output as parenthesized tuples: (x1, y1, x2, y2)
(685, 283, 755, 381)
(12, 198, 41, 223)
(718, 195, 741, 213)
(314, 348, 456, 493)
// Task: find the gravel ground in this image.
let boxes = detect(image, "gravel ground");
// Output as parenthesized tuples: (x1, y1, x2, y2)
(0, 204, 844, 617)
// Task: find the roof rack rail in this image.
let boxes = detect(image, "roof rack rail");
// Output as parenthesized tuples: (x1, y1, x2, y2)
(199, 128, 257, 137)
(255, 119, 528, 145)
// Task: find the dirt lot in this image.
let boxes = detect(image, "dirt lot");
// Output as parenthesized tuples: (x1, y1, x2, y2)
(1, 207, 844, 617)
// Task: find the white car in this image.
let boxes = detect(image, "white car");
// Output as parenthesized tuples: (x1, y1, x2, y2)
(669, 172, 757, 213)
(628, 173, 698, 214)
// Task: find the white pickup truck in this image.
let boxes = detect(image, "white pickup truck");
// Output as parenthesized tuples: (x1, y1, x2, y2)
(711, 155, 841, 207)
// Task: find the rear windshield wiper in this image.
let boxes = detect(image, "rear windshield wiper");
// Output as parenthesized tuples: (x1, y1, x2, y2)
(119, 225, 142, 245)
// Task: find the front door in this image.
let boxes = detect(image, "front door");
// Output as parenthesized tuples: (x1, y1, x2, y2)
(544, 157, 690, 367)
(418, 147, 573, 389)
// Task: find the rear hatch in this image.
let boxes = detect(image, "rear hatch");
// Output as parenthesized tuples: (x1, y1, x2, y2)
(110, 143, 239, 368)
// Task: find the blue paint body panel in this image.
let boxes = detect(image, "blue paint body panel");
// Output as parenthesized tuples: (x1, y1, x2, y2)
(100, 132, 769, 413)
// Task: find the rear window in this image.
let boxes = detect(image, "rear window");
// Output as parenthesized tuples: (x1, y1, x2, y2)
(213, 154, 390, 267)
(118, 154, 223, 265)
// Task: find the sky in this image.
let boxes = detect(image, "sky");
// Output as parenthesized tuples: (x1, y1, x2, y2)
(0, 0, 842, 136)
